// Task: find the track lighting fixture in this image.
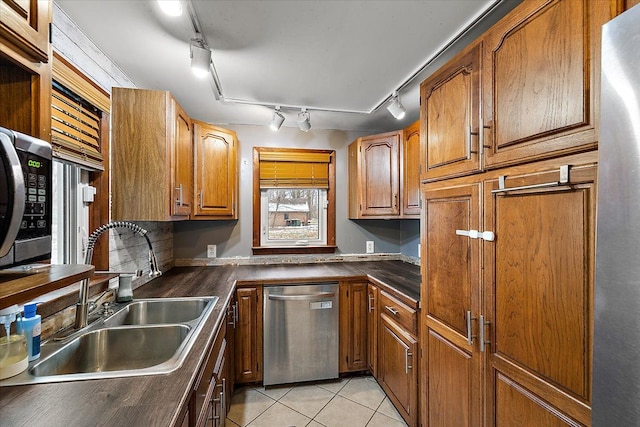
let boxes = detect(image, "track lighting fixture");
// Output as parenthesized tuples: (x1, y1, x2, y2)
(297, 108, 311, 132)
(157, 0, 182, 16)
(386, 91, 406, 120)
(270, 107, 285, 131)
(190, 35, 211, 78)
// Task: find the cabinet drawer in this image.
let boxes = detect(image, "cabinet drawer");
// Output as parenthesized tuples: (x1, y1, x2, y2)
(379, 291, 417, 336)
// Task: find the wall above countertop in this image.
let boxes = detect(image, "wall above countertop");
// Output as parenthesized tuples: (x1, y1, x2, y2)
(172, 124, 421, 260)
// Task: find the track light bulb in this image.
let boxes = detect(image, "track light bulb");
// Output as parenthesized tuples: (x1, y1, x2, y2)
(190, 37, 211, 78)
(157, 0, 182, 16)
(387, 92, 406, 120)
(297, 108, 311, 132)
(270, 108, 285, 131)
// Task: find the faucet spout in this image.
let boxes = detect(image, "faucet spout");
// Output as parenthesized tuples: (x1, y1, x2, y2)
(75, 221, 162, 329)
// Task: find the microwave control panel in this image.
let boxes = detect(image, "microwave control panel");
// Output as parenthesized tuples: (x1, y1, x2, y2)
(17, 150, 51, 239)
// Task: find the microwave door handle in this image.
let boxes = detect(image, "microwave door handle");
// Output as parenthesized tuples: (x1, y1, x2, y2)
(0, 133, 26, 258)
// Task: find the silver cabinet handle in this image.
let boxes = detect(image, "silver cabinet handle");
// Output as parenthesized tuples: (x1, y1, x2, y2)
(221, 378, 226, 427)
(480, 315, 491, 352)
(405, 349, 413, 374)
(385, 305, 399, 316)
(233, 302, 238, 327)
(175, 183, 183, 206)
(492, 165, 570, 194)
(466, 310, 477, 346)
(368, 294, 374, 313)
(268, 292, 335, 301)
(228, 303, 236, 328)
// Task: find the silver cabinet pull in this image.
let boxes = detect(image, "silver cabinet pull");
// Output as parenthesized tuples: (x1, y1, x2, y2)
(368, 294, 374, 313)
(492, 165, 570, 194)
(233, 302, 238, 327)
(221, 378, 226, 426)
(405, 349, 413, 374)
(199, 190, 203, 209)
(479, 315, 491, 352)
(385, 305, 399, 316)
(466, 310, 477, 346)
(228, 304, 236, 328)
(175, 183, 183, 206)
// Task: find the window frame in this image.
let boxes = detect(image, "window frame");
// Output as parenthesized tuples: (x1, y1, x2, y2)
(252, 147, 336, 255)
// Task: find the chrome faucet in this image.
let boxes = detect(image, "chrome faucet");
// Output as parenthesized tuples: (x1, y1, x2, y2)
(74, 221, 162, 329)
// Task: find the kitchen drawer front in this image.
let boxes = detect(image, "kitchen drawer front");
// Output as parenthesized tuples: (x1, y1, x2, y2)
(379, 291, 417, 336)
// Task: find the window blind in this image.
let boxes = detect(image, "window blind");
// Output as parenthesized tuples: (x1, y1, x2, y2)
(51, 83, 104, 171)
(259, 150, 332, 188)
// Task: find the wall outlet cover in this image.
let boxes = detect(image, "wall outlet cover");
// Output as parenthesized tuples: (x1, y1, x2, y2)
(366, 241, 374, 254)
(207, 245, 217, 258)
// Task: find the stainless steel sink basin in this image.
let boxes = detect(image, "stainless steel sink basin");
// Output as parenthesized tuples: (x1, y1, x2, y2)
(0, 296, 218, 385)
(31, 325, 190, 377)
(105, 298, 211, 326)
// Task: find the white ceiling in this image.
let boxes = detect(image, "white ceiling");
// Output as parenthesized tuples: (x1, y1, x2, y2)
(54, 0, 520, 132)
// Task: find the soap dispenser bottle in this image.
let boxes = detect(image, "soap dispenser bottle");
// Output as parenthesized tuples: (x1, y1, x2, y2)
(16, 303, 41, 361)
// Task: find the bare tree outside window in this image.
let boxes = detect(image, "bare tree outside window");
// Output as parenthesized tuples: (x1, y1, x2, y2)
(267, 189, 320, 241)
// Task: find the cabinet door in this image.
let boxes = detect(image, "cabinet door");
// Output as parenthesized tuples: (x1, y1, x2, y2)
(379, 315, 418, 427)
(421, 43, 481, 181)
(367, 284, 379, 376)
(171, 99, 192, 217)
(483, 164, 597, 426)
(421, 183, 482, 427)
(0, 0, 50, 62)
(339, 282, 368, 372)
(234, 286, 262, 384)
(360, 132, 400, 216)
(193, 122, 238, 219)
(402, 121, 421, 217)
(482, 0, 611, 168)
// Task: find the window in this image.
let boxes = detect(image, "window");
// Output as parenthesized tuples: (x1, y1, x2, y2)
(253, 148, 336, 254)
(260, 188, 327, 246)
(51, 161, 91, 264)
(50, 53, 110, 268)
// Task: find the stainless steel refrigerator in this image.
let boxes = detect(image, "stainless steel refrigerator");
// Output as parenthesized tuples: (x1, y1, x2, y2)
(593, 4, 640, 425)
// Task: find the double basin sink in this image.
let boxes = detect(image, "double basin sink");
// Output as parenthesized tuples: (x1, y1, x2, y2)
(0, 296, 218, 385)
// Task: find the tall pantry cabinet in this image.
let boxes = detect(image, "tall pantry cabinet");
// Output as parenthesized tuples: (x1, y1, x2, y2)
(419, 0, 614, 426)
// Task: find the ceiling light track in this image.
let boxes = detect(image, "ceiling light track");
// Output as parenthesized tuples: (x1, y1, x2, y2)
(184, 0, 507, 117)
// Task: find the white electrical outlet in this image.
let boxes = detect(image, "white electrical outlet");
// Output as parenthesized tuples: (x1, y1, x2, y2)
(207, 245, 217, 258)
(366, 241, 374, 254)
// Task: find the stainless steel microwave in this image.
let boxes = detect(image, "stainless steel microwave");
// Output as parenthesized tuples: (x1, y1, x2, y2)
(0, 127, 52, 268)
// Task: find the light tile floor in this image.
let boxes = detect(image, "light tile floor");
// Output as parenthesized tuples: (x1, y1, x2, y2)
(226, 376, 408, 427)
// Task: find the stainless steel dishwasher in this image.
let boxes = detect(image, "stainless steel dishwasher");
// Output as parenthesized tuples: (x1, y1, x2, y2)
(263, 282, 339, 386)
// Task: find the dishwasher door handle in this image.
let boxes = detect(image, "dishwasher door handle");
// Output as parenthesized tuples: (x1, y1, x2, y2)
(268, 292, 336, 301)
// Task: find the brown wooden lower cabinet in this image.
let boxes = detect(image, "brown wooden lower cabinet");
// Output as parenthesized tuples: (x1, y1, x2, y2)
(379, 314, 418, 427)
(182, 318, 228, 427)
(234, 286, 263, 384)
(339, 281, 368, 372)
(366, 284, 379, 376)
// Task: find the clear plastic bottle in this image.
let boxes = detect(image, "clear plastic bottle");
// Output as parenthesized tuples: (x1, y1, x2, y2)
(16, 303, 41, 361)
(0, 305, 28, 380)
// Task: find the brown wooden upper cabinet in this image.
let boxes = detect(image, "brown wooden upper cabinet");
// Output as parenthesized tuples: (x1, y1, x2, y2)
(402, 120, 421, 217)
(0, 0, 51, 63)
(481, 0, 608, 169)
(349, 126, 420, 219)
(420, 0, 613, 180)
(192, 121, 238, 220)
(420, 43, 481, 182)
(112, 87, 193, 221)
